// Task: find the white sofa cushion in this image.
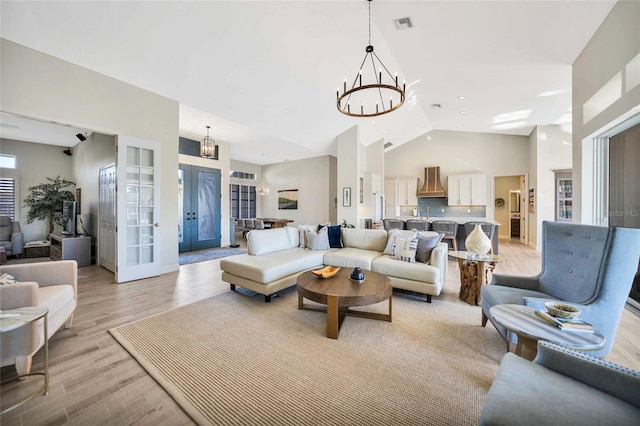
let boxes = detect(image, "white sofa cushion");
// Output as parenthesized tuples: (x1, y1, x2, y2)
(306, 227, 330, 250)
(372, 255, 440, 284)
(247, 228, 293, 255)
(220, 248, 326, 284)
(285, 226, 299, 248)
(323, 248, 382, 270)
(341, 228, 387, 252)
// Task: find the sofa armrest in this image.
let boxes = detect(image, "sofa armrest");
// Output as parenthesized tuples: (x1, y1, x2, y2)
(490, 273, 540, 290)
(0, 282, 39, 309)
(11, 231, 24, 256)
(0, 260, 77, 300)
(428, 242, 448, 285)
(534, 341, 640, 408)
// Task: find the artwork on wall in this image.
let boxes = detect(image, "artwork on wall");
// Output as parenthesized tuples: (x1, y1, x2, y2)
(343, 187, 352, 207)
(278, 189, 298, 210)
(76, 188, 82, 214)
(359, 176, 364, 204)
(529, 188, 535, 213)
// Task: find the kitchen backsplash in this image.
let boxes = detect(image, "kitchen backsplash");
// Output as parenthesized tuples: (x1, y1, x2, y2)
(399, 198, 486, 218)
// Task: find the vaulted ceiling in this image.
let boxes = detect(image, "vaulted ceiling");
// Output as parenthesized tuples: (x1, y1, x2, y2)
(0, 1, 616, 164)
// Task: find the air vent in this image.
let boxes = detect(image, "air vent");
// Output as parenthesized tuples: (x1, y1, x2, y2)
(431, 104, 442, 108)
(394, 17, 413, 30)
(384, 142, 393, 149)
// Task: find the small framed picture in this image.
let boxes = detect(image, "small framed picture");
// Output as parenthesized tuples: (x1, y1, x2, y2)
(343, 187, 351, 207)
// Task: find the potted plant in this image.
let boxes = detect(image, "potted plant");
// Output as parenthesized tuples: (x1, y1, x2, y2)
(24, 176, 76, 236)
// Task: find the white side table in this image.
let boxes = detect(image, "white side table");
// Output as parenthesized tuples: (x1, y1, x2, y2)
(0, 306, 49, 414)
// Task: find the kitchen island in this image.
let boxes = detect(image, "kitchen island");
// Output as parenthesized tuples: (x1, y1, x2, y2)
(393, 217, 501, 254)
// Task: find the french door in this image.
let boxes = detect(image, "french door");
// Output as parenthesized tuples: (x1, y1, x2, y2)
(116, 136, 161, 283)
(179, 164, 221, 252)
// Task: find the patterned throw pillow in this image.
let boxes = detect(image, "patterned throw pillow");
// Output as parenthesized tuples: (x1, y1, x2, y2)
(0, 273, 19, 285)
(306, 227, 330, 250)
(415, 233, 445, 263)
(393, 235, 419, 263)
(383, 230, 418, 256)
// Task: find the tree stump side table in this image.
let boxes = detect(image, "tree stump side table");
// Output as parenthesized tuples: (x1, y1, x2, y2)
(448, 251, 506, 305)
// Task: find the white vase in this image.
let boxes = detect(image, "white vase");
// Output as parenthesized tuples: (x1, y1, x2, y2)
(465, 224, 492, 255)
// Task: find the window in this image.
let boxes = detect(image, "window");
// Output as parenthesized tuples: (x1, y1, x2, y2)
(229, 170, 256, 180)
(0, 178, 17, 219)
(0, 154, 16, 169)
(230, 184, 256, 219)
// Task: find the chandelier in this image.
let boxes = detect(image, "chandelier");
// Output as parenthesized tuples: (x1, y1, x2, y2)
(200, 125, 218, 159)
(336, 0, 405, 118)
(256, 154, 270, 196)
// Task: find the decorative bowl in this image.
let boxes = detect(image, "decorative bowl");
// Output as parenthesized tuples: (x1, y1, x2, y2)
(311, 266, 341, 279)
(545, 302, 581, 319)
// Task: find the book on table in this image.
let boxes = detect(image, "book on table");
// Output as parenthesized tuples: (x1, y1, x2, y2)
(535, 310, 594, 332)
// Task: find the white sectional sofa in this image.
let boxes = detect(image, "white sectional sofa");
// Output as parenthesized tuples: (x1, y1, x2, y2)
(220, 226, 448, 303)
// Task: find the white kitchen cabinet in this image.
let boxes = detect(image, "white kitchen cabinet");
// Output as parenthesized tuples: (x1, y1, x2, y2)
(447, 173, 486, 206)
(385, 179, 398, 206)
(385, 178, 418, 207)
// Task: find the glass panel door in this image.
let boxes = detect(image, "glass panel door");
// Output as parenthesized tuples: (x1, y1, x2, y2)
(116, 136, 160, 283)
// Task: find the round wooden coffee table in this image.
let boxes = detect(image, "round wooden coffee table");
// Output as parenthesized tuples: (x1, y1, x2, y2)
(297, 267, 392, 339)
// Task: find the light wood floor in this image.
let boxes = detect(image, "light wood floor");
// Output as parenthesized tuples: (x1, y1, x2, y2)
(1, 239, 639, 425)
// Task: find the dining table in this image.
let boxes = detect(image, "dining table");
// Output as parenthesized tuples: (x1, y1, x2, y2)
(258, 218, 294, 228)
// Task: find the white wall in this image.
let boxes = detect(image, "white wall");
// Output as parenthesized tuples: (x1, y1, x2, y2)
(0, 139, 74, 241)
(1, 39, 180, 273)
(336, 125, 359, 227)
(260, 155, 335, 226)
(573, 1, 640, 224)
(529, 125, 573, 248)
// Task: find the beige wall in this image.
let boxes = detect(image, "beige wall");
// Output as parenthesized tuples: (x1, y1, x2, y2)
(573, 1, 640, 224)
(0, 139, 74, 242)
(72, 132, 116, 243)
(337, 125, 360, 227)
(494, 175, 521, 239)
(1, 39, 180, 273)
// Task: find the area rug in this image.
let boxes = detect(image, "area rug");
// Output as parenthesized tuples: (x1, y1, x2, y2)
(109, 289, 506, 425)
(178, 247, 245, 265)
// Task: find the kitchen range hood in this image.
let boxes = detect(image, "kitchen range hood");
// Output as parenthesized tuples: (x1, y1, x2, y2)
(417, 166, 446, 197)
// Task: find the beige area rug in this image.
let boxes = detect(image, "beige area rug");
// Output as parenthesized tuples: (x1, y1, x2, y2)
(109, 289, 506, 425)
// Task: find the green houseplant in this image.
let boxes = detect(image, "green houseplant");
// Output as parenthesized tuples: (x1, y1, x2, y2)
(24, 176, 76, 235)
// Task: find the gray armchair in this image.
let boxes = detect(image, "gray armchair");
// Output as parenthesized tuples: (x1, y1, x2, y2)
(482, 221, 640, 357)
(480, 341, 640, 425)
(0, 216, 23, 257)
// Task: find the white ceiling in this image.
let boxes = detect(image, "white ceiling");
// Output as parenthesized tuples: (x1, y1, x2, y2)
(0, 1, 615, 165)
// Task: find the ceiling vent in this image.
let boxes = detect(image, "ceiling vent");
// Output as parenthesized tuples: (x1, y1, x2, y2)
(394, 17, 413, 30)
(384, 142, 393, 149)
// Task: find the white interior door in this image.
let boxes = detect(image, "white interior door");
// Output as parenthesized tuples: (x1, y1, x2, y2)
(99, 165, 117, 273)
(116, 135, 161, 283)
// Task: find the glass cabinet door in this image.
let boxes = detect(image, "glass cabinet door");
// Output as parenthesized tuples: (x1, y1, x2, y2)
(557, 177, 573, 221)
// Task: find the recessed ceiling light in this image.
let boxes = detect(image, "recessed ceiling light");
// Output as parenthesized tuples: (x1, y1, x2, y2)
(383, 130, 388, 134)
(460, 111, 466, 115)
(371, 120, 376, 124)
(458, 96, 465, 100)
(463, 123, 468, 126)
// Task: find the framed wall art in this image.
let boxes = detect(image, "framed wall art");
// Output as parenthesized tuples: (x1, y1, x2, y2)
(343, 187, 352, 207)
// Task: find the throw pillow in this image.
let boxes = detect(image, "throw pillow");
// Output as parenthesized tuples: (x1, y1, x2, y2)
(415, 233, 444, 263)
(0, 273, 19, 285)
(383, 230, 417, 256)
(327, 225, 343, 248)
(393, 235, 419, 263)
(306, 227, 330, 250)
(298, 224, 316, 248)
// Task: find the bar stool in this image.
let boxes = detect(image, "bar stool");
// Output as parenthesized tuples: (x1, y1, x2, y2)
(431, 220, 458, 251)
(383, 219, 404, 231)
(464, 221, 496, 254)
(405, 219, 429, 231)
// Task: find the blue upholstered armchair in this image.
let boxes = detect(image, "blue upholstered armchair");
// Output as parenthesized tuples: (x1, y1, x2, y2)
(480, 341, 640, 425)
(0, 216, 23, 257)
(482, 221, 640, 357)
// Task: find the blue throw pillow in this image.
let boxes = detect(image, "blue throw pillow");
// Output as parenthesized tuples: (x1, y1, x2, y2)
(327, 225, 343, 248)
